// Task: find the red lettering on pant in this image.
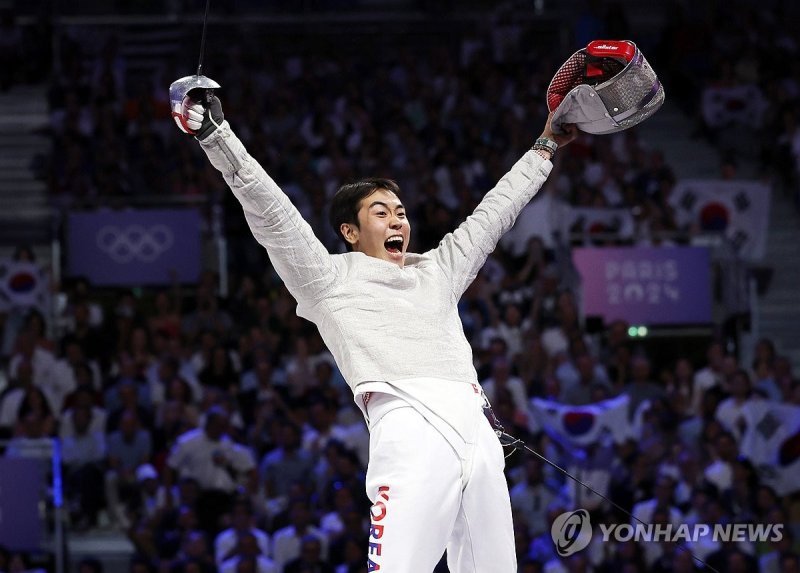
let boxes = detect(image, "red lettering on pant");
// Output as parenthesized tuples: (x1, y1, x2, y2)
(368, 486, 390, 571)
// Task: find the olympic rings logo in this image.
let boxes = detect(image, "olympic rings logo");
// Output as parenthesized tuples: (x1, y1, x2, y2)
(96, 224, 175, 263)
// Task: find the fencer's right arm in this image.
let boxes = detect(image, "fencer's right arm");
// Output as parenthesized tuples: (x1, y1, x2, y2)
(178, 96, 339, 302)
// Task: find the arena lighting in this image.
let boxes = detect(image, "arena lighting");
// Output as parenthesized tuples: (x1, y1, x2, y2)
(627, 325, 649, 337)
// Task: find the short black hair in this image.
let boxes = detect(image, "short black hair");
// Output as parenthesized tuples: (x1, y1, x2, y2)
(329, 178, 401, 250)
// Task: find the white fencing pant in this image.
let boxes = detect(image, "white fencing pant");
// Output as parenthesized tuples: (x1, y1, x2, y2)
(364, 393, 516, 572)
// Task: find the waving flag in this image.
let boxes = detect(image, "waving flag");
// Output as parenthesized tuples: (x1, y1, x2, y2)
(529, 395, 630, 446)
(669, 180, 770, 261)
(0, 260, 50, 312)
(701, 84, 767, 129)
(739, 401, 800, 496)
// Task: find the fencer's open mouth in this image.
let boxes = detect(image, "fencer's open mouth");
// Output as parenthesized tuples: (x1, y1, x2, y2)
(384, 236, 403, 254)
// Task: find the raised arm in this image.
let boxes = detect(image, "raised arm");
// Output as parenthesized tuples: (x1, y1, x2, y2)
(175, 93, 338, 303)
(431, 114, 576, 298)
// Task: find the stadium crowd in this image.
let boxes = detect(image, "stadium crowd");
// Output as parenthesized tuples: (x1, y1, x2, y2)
(1, 1, 800, 572)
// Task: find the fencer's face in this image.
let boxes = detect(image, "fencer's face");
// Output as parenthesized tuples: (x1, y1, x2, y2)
(342, 189, 410, 267)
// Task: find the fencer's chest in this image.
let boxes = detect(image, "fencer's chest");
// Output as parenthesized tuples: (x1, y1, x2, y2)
(329, 261, 451, 319)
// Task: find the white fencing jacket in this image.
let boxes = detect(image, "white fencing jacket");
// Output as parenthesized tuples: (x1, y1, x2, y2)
(200, 122, 552, 454)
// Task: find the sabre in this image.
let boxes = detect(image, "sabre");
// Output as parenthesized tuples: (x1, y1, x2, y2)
(481, 397, 718, 572)
(196, 0, 212, 78)
(169, 0, 220, 125)
(495, 430, 719, 572)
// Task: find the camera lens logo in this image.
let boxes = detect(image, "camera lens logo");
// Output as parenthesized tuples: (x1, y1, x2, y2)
(551, 509, 592, 557)
(96, 225, 174, 263)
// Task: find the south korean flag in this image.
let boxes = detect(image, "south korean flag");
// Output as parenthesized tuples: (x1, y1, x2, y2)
(0, 260, 50, 312)
(669, 179, 771, 261)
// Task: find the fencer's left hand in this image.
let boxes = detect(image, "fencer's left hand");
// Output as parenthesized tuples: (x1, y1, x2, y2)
(541, 111, 578, 147)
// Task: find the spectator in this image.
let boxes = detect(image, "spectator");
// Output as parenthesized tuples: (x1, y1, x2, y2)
(301, 398, 350, 457)
(284, 535, 333, 573)
(631, 474, 683, 528)
(166, 529, 215, 573)
(622, 355, 667, 419)
(60, 388, 108, 439)
(509, 457, 565, 538)
(54, 339, 101, 406)
(198, 345, 240, 395)
(182, 290, 233, 346)
(272, 499, 329, 571)
(7, 331, 61, 414)
(149, 354, 201, 411)
(105, 409, 153, 528)
(702, 431, 738, 495)
(147, 289, 183, 341)
(165, 406, 257, 534)
(691, 341, 726, 416)
(665, 357, 695, 421)
(106, 378, 154, 433)
(560, 352, 611, 405)
(130, 463, 165, 523)
(61, 299, 108, 368)
(105, 354, 152, 415)
(11, 386, 55, 438)
(318, 484, 361, 544)
(259, 420, 316, 515)
(214, 498, 271, 568)
(0, 359, 38, 438)
(715, 369, 757, 441)
(478, 303, 529, 359)
(151, 504, 201, 563)
(61, 403, 107, 530)
(480, 356, 529, 424)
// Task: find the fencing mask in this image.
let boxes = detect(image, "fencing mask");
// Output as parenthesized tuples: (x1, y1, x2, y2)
(547, 40, 665, 135)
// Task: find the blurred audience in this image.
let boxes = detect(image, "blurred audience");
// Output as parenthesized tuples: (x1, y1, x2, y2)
(1, 1, 799, 572)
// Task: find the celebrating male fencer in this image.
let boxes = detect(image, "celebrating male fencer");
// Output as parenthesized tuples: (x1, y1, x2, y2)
(172, 86, 575, 570)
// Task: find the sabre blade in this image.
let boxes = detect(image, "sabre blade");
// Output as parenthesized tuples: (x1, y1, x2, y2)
(497, 431, 720, 573)
(197, 0, 212, 77)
